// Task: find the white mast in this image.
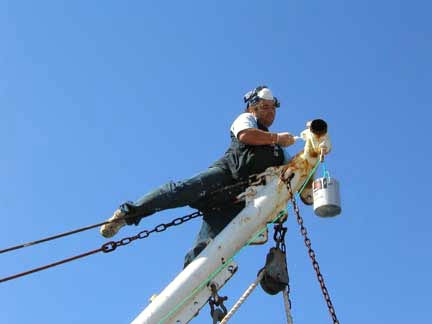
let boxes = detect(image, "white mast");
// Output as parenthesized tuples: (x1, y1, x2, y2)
(131, 120, 331, 324)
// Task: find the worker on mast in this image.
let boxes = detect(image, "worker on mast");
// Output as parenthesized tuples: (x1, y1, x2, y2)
(100, 86, 296, 267)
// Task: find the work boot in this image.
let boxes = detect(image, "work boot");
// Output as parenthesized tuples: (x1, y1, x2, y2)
(100, 209, 127, 238)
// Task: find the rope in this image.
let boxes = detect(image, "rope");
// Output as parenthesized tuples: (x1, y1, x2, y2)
(0, 247, 103, 283)
(0, 217, 130, 254)
(219, 270, 265, 324)
(283, 288, 294, 324)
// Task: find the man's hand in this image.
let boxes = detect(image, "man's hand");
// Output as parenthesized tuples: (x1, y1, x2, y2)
(276, 132, 295, 147)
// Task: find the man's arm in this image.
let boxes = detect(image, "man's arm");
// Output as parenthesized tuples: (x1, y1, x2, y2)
(238, 129, 295, 147)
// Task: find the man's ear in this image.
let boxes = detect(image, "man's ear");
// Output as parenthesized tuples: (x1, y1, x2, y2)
(248, 103, 258, 113)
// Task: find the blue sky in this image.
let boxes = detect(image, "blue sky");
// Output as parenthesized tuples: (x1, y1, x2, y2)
(1, 1, 431, 323)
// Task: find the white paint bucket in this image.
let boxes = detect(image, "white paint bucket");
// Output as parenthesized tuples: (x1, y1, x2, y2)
(313, 177, 341, 217)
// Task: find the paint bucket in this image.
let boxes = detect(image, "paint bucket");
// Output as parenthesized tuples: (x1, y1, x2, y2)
(313, 177, 341, 217)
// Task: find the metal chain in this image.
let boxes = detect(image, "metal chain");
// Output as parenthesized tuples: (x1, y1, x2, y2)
(0, 211, 202, 283)
(273, 222, 287, 253)
(209, 284, 228, 324)
(285, 180, 339, 324)
(273, 222, 293, 311)
(101, 211, 202, 253)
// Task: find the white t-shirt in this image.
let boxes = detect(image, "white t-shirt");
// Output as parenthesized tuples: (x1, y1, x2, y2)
(230, 113, 291, 164)
(230, 113, 258, 138)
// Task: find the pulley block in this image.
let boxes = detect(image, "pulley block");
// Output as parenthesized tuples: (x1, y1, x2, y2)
(259, 247, 289, 295)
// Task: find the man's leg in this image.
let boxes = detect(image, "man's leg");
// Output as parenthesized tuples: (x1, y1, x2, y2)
(183, 221, 213, 268)
(183, 204, 244, 268)
(100, 167, 233, 237)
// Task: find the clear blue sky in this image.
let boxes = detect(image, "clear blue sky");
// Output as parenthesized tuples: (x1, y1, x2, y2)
(1, 1, 431, 323)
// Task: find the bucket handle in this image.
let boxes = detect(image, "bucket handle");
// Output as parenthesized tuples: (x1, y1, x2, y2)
(322, 162, 331, 179)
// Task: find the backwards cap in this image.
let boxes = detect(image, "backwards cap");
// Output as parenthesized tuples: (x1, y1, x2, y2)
(244, 85, 280, 108)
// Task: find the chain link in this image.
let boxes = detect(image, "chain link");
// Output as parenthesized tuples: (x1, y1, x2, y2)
(273, 222, 287, 253)
(101, 211, 203, 253)
(209, 284, 228, 323)
(284, 180, 339, 324)
(273, 222, 292, 310)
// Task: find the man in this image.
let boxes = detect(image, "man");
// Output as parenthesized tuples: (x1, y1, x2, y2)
(100, 85, 295, 267)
